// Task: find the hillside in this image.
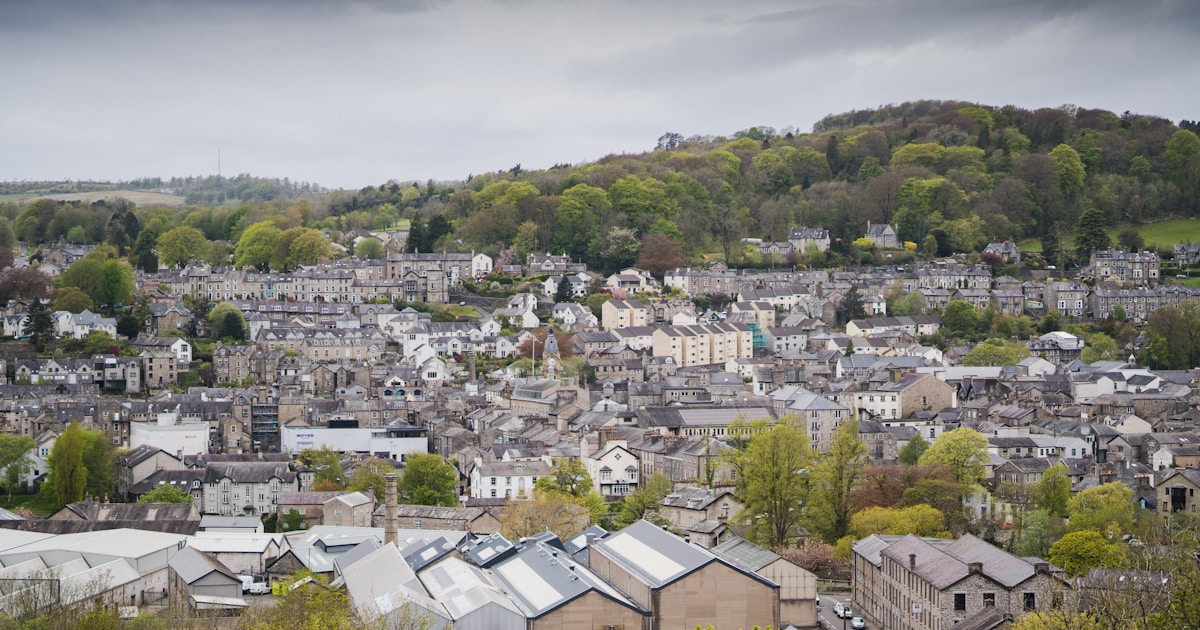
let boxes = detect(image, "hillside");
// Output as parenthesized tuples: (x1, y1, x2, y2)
(2, 100, 1199, 276)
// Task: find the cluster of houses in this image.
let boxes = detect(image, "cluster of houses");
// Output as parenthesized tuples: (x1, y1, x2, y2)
(4, 229, 1200, 627)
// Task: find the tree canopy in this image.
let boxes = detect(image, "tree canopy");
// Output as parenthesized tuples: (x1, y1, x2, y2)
(918, 428, 988, 486)
(398, 452, 458, 507)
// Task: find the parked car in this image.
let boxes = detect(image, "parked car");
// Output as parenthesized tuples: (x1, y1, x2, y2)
(851, 617, 866, 629)
(239, 575, 270, 594)
(832, 602, 844, 617)
(839, 606, 855, 619)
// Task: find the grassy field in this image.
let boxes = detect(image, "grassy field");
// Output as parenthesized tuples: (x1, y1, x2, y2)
(0, 190, 187, 206)
(1019, 218, 1200, 253)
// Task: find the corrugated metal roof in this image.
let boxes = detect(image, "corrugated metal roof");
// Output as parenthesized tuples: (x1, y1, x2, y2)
(418, 556, 523, 623)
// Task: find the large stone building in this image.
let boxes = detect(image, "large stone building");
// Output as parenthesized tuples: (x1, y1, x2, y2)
(853, 533, 1070, 630)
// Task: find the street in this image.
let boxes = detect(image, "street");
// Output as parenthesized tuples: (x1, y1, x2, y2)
(817, 592, 865, 630)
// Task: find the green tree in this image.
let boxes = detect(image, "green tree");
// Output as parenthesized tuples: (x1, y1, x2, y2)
(849, 504, 946, 539)
(918, 428, 988, 486)
(614, 472, 672, 528)
(347, 457, 396, 503)
(1034, 464, 1071, 517)
(1011, 611, 1103, 630)
(97, 259, 135, 308)
(1047, 530, 1125, 578)
(1080, 333, 1117, 364)
(512, 221, 540, 261)
(299, 447, 345, 489)
(137, 483, 194, 504)
(280, 508, 306, 531)
(399, 452, 458, 506)
(284, 227, 331, 269)
(554, 276, 573, 303)
(53, 286, 93, 314)
(961, 339, 1031, 366)
(535, 457, 594, 499)
(354, 237, 386, 260)
(897, 433, 930, 466)
(1075, 206, 1111, 260)
(1166, 129, 1200, 213)
(731, 418, 814, 547)
(46, 421, 88, 509)
(840, 286, 866, 323)
(942, 300, 980, 338)
(807, 419, 867, 543)
(555, 184, 607, 260)
(208, 302, 247, 341)
(1038, 311, 1062, 335)
(235, 221, 281, 270)
(25, 297, 54, 349)
(1067, 481, 1134, 536)
(0, 434, 34, 502)
(155, 226, 208, 268)
(1050, 143, 1086, 198)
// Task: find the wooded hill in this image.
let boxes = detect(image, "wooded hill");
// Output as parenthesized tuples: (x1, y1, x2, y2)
(2, 100, 1199, 276)
(323, 100, 1200, 273)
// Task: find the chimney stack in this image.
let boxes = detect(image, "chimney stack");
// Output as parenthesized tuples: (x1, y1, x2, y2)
(909, 553, 917, 570)
(384, 473, 399, 547)
(968, 561, 983, 574)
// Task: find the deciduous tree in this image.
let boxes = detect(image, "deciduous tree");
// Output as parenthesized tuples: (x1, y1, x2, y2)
(299, 447, 345, 489)
(46, 421, 87, 509)
(731, 418, 813, 547)
(347, 457, 398, 503)
(137, 483, 193, 504)
(807, 419, 866, 543)
(0, 434, 34, 502)
(156, 226, 208, 268)
(898, 434, 930, 466)
(918, 428, 988, 486)
(1067, 481, 1134, 536)
(399, 452, 458, 507)
(52, 287, 92, 314)
(1047, 530, 1124, 578)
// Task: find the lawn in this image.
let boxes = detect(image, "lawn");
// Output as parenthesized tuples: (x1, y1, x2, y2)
(1018, 218, 1200, 253)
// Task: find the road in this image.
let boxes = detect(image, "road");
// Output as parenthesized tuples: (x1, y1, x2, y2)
(818, 592, 867, 630)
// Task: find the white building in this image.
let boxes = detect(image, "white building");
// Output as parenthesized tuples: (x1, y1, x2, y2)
(281, 426, 427, 462)
(129, 413, 209, 458)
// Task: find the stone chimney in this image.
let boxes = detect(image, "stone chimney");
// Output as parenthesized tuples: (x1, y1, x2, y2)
(968, 561, 983, 574)
(384, 473, 399, 547)
(909, 553, 917, 570)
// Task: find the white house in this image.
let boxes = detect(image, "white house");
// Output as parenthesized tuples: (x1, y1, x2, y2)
(585, 440, 640, 498)
(467, 456, 552, 500)
(54, 310, 117, 339)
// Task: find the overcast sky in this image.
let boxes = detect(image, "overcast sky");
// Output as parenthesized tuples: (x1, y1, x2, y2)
(2, 0, 1197, 190)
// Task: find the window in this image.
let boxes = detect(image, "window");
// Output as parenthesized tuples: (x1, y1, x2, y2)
(954, 593, 965, 611)
(490, 489, 496, 498)
(1024, 592, 1035, 611)
(490, 477, 497, 486)
(983, 593, 995, 607)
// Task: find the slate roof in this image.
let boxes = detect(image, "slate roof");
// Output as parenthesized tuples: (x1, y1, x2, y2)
(710, 536, 783, 572)
(169, 546, 239, 584)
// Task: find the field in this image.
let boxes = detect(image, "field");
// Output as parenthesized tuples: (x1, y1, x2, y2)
(0, 190, 187, 206)
(1019, 218, 1200, 253)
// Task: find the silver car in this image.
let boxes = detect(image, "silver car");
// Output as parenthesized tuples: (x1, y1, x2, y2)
(850, 616, 866, 629)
